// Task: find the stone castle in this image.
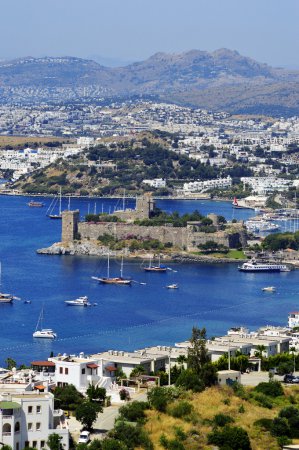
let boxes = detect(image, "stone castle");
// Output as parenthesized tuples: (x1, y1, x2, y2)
(62, 195, 247, 252)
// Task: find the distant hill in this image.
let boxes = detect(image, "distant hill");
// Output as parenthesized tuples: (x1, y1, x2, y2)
(0, 49, 299, 115)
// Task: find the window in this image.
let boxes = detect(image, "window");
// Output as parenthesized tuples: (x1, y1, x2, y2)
(65, 368, 68, 375)
(3, 423, 11, 434)
(41, 441, 45, 449)
(32, 442, 37, 449)
(16, 443, 20, 450)
(59, 367, 63, 374)
(82, 368, 85, 375)
(28, 406, 33, 414)
(15, 422, 20, 432)
(36, 423, 41, 431)
(25, 442, 29, 448)
(28, 423, 33, 431)
(36, 405, 41, 414)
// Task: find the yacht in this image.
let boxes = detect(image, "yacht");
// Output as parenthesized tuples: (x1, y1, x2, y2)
(33, 307, 57, 339)
(65, 296, 91, 306)
(239, 261, 290, 273)
(28, 201, 44, 207)
(0, 293, 14, 304)
(166, 284, 178, 289)
(92, 254, 132, 285)
(262, 286, 276, 292)
(144, 255, 167, 273)
(47, 188, 62, 219)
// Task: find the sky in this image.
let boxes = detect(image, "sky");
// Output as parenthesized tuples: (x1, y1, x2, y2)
(1, 0, 298, 67)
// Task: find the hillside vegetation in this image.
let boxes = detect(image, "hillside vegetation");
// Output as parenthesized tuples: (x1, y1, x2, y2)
(13, 132, 221, 196)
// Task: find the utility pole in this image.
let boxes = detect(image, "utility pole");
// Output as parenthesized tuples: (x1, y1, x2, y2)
(228, 339, 231, 371)
(168, 347, 172, 386)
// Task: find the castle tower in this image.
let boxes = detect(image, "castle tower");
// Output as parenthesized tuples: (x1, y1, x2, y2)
(135, 194, 155, 220)
(62, 210, 80, 242)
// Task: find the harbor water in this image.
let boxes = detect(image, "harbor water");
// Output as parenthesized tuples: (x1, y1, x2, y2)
(0, 195, 298, 365)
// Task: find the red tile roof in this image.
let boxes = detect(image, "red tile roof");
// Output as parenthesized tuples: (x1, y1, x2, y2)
(87, 363, 99, 369)
(31, 361, 55, 367)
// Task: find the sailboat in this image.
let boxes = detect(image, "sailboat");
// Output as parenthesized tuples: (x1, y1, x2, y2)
(0, 262, 18, 304)
(33, 307, 57, 339)
(47, 188, 62, 219)
(92, 254, 132, 285)
(232, 197, 242, 209)
(144, 255, 167, 272)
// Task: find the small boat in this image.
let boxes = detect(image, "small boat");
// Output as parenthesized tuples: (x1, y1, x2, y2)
(0, 263, 18, 304)
(232, 197, 242, 209)
(144, 255, 167, 273)
(33, 307, 57, 339)
(47, 188, 62, 219)
(24, 300, 32, 304)
(28, 201, 44, 207)
(167, 284, 178, 289)
(262, 286, 276, 292)
(65, 296, 91, 306)
(92, 254, 132, 285)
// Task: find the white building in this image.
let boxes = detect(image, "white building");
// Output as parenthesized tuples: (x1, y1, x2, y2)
(288, 312, 299, 328)
(183, 176, 232, 193)
(142, 178, 166, 189)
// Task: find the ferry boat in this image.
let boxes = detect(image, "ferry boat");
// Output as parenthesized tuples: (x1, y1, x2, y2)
(238, 261, 290, 273)
(28, 201, 44, 208)
(245, 220, 280, 233)
(65, 296, 91, 306)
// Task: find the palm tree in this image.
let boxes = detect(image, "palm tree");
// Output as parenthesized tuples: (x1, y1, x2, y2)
(254, 345, 266, 358)
(86, 384, 106, 404)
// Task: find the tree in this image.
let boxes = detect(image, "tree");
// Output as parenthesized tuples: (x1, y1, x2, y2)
(130, 365, 146, 378)
(5, 357, 16, 370)
(75, 401, 101, 430)
(101, 439, 127, 450)
(47, 434, 63, 450)
(254, 345, 266, 358)
(175, 369, 204, 393)
(54, 384, 84, 410)
(86, 384, 106, 404)
(187, 327, 209, 375)
(109, 421, 153, 450)
(147, 387, 170, 412)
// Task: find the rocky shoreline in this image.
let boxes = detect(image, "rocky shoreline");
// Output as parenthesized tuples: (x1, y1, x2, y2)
(37, 240, 245, 264)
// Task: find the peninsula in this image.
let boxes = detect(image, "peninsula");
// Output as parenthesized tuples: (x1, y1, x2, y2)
(38, 194, 248, 261)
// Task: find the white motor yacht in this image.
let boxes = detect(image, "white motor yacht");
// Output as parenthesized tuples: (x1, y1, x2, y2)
(65, 296, 91, 306)
(33, 329, 57, 339)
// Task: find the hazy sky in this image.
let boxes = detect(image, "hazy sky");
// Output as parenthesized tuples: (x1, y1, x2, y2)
(1, 0, 298, 67)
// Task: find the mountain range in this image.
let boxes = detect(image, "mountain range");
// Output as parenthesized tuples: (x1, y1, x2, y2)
(0, 49, 298, 116)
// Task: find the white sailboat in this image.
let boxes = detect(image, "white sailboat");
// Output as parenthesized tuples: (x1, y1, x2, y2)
(33, 307, 57, 339)
(47, 188, 62, 219)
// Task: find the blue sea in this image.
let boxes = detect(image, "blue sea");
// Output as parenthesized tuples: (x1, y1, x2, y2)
(0, 195, 298, 366)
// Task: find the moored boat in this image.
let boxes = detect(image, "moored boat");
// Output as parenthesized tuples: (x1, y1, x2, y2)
(65, 296, 91, 306)
(92, 254, 132, 285)
(28, 201, 44, 207)
(144, 255, 167, 273)
(167, 283, 178, 289)
(262, 286, 276, 292)
(33, 307, 57, 339)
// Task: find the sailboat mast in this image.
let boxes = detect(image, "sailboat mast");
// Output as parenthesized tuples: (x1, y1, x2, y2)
(120, 256, 123, 278)
(107, 252, 110, 278)
(123, 189, 125, 211)
(59, 188, 62, 215)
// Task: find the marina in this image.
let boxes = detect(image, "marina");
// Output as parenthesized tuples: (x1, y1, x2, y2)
(0, 194, 299, 364)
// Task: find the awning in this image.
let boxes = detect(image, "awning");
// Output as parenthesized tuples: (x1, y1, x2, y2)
(0, 401, 21, 409)
(105, 365, 116, 372)
(35, 385, 45, 390)
(87, 363, 99, 369)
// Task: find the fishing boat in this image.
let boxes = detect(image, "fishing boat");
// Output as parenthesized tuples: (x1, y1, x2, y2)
(28, 200, 44, 207)
(166, 284, 178, 289)
(144, 255, 167, 272)
(65, 296, 91, 306)
(262, 286, 276, 292)
(33, 307, 57, 339)
(92, 254, 132, 285)
(47, 188, 62, 219)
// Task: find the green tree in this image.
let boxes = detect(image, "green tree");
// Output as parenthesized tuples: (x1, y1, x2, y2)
(130, 365, 146, 378)
(187, 326, 209, 374)
(75, 401, 101, 430)
(101, 439, 127, 450)
(54, 384, 84, 410)
(208, 425, 251, 450)
(5, 357, 16, 370)
(175, 369, 204, 393)
(47, 434, 63, 450)
(86, 384, 106, 404)
(109, 421, 153, 450)
(147, 386, 170, 412)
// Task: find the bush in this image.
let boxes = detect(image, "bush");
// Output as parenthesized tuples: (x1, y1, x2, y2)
(252, 392, 273, 409)
(271, 417, 291, 437)
(254, 381, 284, 397)
(254, 418, 273, 431)
(169, 401, 193, 419)
(109, 421, 153, 450)
(213, 413, 235, 427)
(208, 425, 251, 450)
(175, 369, 204, 393)
(118, 401, 149, 422)
(147, 387, 171, 412)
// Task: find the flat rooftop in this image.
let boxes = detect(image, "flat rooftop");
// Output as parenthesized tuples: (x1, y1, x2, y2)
(92, 351, 154, 364)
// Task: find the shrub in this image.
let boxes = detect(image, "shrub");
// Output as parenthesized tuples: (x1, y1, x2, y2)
(119, 389, 130, 401)
(254, 381, 284, 397)
(147, 387, 171, 412)
(271, 417, 291, 437)
(175, 369, 204, 393)
(174, 426, 187, 441)
(252, 392, 273, 409)
(169, 401, 193, 419)
(118, 401, 149, 422)
(254, 418, 273, 431)
(208, 425, 251, 450)
(239, 404, 245, 414)
(213, 413, 235, 427)
(109, 421, 153, 450)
